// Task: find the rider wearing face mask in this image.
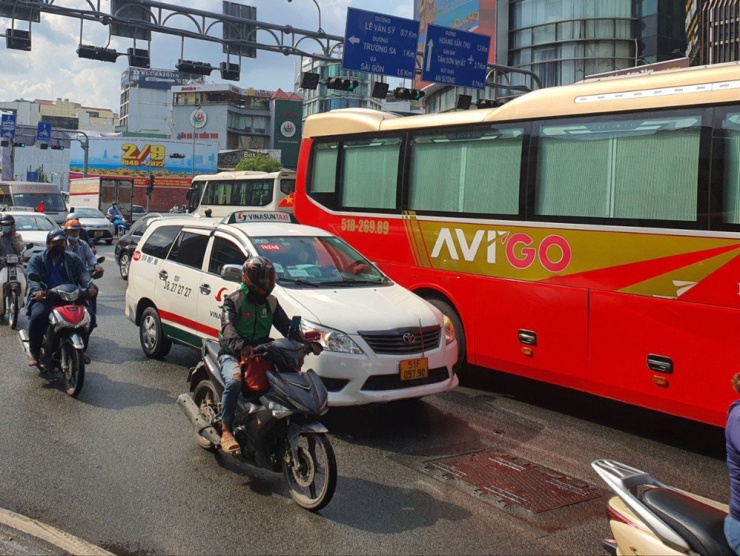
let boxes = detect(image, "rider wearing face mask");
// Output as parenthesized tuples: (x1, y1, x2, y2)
(25, 230, 95, 367)
(0, 214, 25, 265)
(217, 256, 292, 453)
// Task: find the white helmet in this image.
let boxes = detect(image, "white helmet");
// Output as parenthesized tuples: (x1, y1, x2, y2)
(66, 212, 79, 221)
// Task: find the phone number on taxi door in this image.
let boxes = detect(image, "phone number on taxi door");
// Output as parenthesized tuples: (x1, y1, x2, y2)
(163, 280, 192, 297)
(340, 218, 389, 235)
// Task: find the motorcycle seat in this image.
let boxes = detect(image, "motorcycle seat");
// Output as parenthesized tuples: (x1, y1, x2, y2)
(640, 487, 733, 556)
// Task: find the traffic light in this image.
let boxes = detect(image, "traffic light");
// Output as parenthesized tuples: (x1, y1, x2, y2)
(147, 174, 155, 196)
(51, 144, 65, 150)
(12, 141, 25, 148)
(475, 99, 499, 109)
(326, 78, 360, 91)
(393, 87, 425, 101)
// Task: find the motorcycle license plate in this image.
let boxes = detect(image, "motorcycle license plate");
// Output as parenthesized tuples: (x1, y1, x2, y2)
(93, 231, 103, 237)
(399, 358, 428, 381)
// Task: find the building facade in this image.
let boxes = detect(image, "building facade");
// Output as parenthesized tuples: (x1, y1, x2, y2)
(413, 0, 688, 112)
(698, 0, 740, 64)
(119, 68, 189, 135)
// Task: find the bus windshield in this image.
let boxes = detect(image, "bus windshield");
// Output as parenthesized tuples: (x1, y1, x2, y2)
(202, 179, 273, 207)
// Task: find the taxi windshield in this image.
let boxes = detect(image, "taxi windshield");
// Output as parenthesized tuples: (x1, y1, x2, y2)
(12, 214, 57, 231)
(252, 235, 388, 287)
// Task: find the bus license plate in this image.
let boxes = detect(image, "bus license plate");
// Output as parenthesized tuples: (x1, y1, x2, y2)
(399, 358, 428, 381)
(93, 231, 103, 237)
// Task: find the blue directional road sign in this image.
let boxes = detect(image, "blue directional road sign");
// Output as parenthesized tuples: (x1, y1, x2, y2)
(342, 8, 420, 79)
(37, 122, 52, 141)
(421, 24, 491, 89)
(1, 114, 16, 140)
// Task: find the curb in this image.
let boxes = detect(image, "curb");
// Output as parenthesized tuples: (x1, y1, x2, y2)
(0, 507, 113, 555)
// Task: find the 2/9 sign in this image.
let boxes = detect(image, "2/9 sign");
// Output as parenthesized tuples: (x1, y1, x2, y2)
(122, 144, 166, 167)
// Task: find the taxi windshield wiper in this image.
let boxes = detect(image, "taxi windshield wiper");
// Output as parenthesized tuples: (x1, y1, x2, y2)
(278, 277, 319, 287)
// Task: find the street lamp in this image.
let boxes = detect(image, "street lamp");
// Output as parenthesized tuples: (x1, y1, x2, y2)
(287, 0, 323, 34)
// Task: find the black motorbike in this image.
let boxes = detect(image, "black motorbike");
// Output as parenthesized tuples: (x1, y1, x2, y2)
(0, 253, 29, 329)
(177, 318, 337, 511)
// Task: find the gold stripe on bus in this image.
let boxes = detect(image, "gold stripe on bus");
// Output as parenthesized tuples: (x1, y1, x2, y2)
(619, 248, 739, 298)
(415, 220, 740, 282)
(402, 211, 428, 268)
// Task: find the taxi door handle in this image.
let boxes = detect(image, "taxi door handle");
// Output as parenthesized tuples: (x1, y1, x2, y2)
(158, 270, 168, 281)
(518, 330, 537, 346)
(200, 284, 211, 295)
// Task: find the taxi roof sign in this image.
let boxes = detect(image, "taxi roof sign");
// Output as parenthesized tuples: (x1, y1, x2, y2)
(224, 211, 297, 224)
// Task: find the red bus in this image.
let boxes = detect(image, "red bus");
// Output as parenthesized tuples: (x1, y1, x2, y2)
(294, 62, 740, 426)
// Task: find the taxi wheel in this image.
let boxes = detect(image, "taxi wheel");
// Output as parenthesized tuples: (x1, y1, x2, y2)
(428, 298, 466, 374)
(105, 239, 113, 245)
(139, 306, 172, 359)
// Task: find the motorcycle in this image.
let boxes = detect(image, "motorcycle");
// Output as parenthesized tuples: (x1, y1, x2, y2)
(84, 256, 105, 348)
(177, 317, 337, 511)
(591, 459, 733, 556)
(0, 253, 29, 329)
(110, 214, 127, 237)
(18, 272, 94, 397)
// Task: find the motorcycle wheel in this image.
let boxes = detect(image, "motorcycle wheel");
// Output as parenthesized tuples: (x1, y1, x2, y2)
(139, 306, 172, 359)
(282, 433, 337, 511)
(119, 252, 131, 280)
(192, 380, 219, 452)
(6, 291, 18, 330)
(61, 344, 85, 397)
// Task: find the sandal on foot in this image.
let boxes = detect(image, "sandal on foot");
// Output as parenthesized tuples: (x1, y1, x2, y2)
(221, 436, 240, 453)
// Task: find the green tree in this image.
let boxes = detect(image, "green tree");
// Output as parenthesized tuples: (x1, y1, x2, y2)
(234, 154, 283, 173)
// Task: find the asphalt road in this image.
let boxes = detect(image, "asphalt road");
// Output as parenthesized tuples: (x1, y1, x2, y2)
(0, 244, 728, 555)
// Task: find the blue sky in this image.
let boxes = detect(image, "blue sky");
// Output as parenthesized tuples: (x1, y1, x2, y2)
(0, 0, 412, 113)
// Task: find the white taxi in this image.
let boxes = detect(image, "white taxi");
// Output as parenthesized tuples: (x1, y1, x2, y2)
(124, 212, 459, 406)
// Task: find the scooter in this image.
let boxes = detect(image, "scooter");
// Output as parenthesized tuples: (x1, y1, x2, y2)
(592, 459, 733, 556)
(111, 214, 127, 237)
(177, 317, 337, 511)
(0, 253, 28, 329)
(18, 273, 93, 397)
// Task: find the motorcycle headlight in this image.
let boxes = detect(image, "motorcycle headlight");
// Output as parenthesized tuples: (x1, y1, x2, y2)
(300, 319, 363, 354)
(443, 315, 456, 345)
(58, 289, 79, 302)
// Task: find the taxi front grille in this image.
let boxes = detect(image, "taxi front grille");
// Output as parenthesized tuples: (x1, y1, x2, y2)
(361, 367, 449, 391)
(359, 326, 441, 355)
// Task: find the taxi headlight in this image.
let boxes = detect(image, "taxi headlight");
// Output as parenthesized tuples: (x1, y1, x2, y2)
(443, 315, 456, 345)
(300, 319, 363, 354)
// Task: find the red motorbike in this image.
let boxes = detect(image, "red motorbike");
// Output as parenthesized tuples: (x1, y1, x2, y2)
(19, 273, 94, 397)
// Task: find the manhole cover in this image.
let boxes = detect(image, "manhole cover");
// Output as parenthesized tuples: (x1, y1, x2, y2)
(422, 451, 602, 513)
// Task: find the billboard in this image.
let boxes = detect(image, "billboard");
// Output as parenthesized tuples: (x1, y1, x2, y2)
(69, 137, 218, 188)
(272, 99, 302, 170)
(120, 68, 186, 90)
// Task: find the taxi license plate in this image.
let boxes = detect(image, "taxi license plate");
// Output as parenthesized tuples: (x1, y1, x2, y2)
(93, 231, 104, 237)
(399, 358, 428, 381)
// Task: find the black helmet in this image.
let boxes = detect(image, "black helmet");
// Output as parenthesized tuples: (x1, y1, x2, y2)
(242, 256, 276, 295)
(0, 214, 15, 226)
(46, 229, 67, 244)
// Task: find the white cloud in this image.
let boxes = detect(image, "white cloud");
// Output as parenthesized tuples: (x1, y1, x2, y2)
(0, 0, 411, 112)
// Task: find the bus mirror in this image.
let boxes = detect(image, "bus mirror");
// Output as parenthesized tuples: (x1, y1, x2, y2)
(186, 188, 193, 201)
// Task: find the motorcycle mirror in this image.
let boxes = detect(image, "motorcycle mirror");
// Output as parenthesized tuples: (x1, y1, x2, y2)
(25, 243, 33, 250)
(96, 256, 105, 264)
(92, 270, 103, 279)
(28, 272, 42, 282)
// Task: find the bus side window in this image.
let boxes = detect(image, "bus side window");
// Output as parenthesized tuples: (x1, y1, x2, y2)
(721, 111, 740, 225)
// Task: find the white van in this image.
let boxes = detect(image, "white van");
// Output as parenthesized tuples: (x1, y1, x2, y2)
(0, 181, 68, 225)
(124, 211, 459, 406)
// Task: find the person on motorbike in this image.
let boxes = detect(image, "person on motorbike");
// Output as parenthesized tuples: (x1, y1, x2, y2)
(0, 214, 24, 263)
(66, 212, 96, 253)
(64, 218, 101, 332)
(0, 214, 25, 319)
(725, 373, 740, 555)
(25, 230, 95, 367)
(218, 256, 292, 453)
(107, 202, 122, 220)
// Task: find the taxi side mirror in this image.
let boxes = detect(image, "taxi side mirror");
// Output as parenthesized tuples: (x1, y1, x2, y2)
(221, 264, 242, 283)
